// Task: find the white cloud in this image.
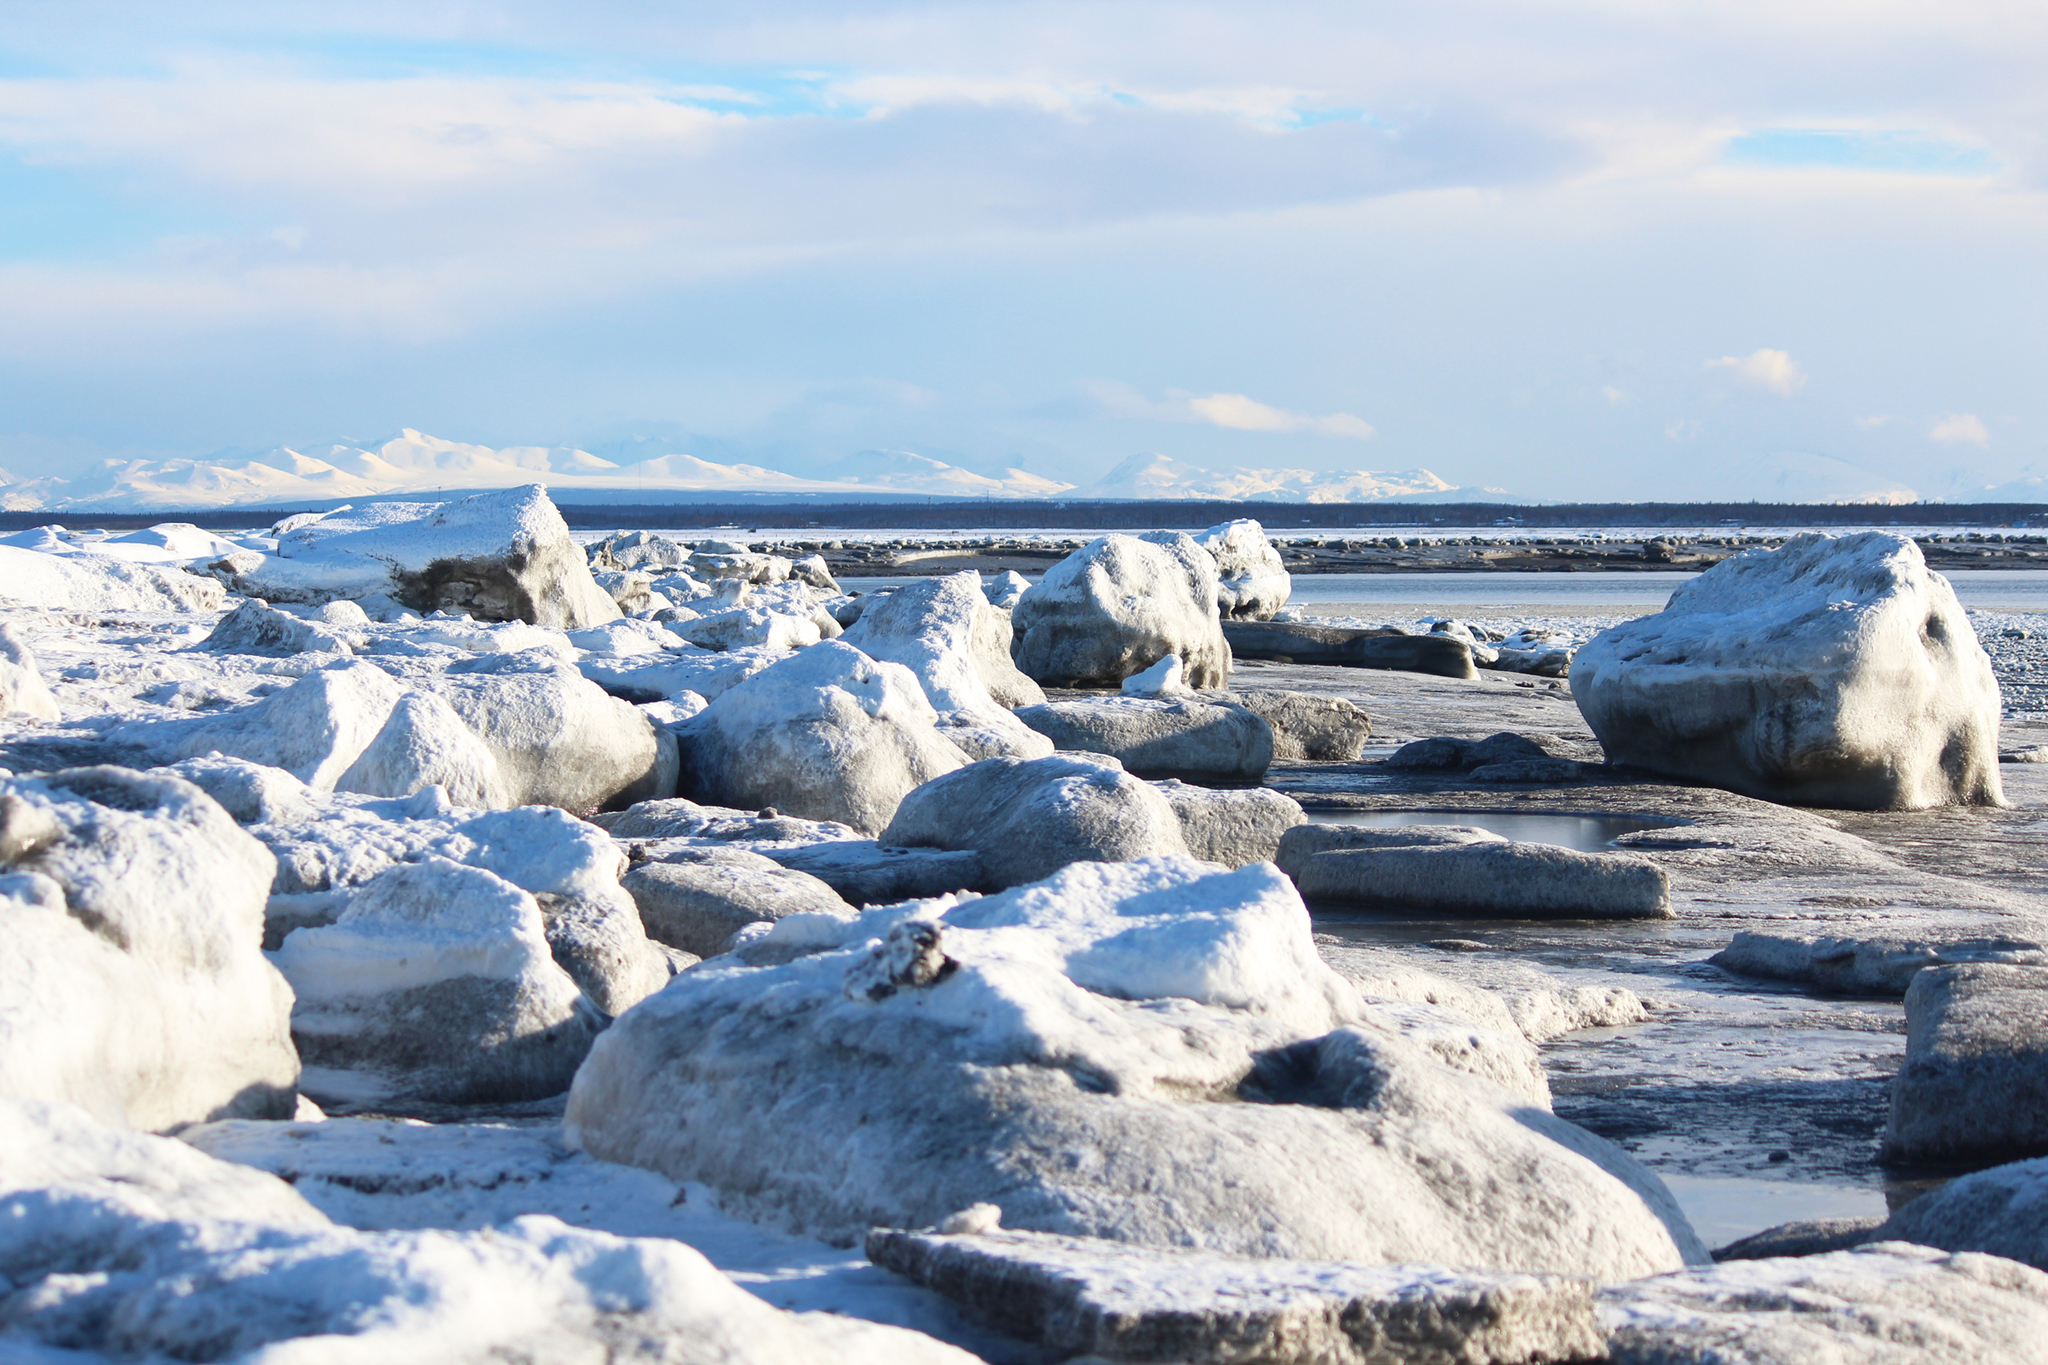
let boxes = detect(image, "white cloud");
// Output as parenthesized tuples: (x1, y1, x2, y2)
(1601, 385, 1625, 405)
(1665, 418, 1700, 441)
(1707, 348, 1807, 396)
(1930, 412, 1990, 443)
(1088, 383, 1375, 439)
(1856, 413, 1903, 427)
(1185, 392, 1375, 438)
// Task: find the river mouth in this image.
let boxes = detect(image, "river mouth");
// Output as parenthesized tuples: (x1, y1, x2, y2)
(1299, 807, 1690, 852)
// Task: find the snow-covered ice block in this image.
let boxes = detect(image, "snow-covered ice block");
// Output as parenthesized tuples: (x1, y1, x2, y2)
(203, 597, 359, 656)
(980, 569, 1030, 610)
(1880, 1155, 2048, 1271)
(578, 642, 785, 703)
(671, 605, 823, 652)
(1230, 688, 1373, 760)
(0, 622, 59, 721)
(164, 753, 321, 824)
(1186, 518, 1290, 621)
(127, 658, 407, 791)
(91, 522, 247, 564)
(1152, 779, 1304, 866)
(1710, 930, 2048, 998)
(676, 641, 969, 834)
(334, 688, 504, 807)
(250, 796, 667, 1018)
(1221, 619, 1480, 678)
(1012, 533, 1231, 688)
(1387, 732, 1555, 770)
(1119, 652, 1191, 697)
(1275, 822, 1503, 879)
(1886, 963, 2048, 1162)
(1015, 696, 1274, 782)
(1319, 942, 1651, 1047)
(221, 484, 622, 629)
(591, 529, 693, 571)
(272, 857, 600, 1107)
(594, 796, 861, 847)
(866, 1225, 1601, 1365)
(566, 857, 1703, 1277)
(1574, 531, 2005, 810)
(1598, 1243, 2048, 1364)
(0, 1098, 978, 1365)
(589, 567, 663, 613)
(842, 570, 1050, 758)
(425, 656, 674, 813)
(0, 767, 297, 1128)
(791, 553, 839, 592)
(880, 754, 1189, 888)
(567, 614, 677, 657)
(760, 839, 987, 905)
(1291, 840, 1672, 920)
(624, 846, 850, 957)
(0, 544, 226, 612)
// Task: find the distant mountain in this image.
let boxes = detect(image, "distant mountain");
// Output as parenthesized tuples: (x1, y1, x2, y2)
(0, 431, 1076, 511)
(1084, 453, 1502, 503)
(0, 430, 1507, 510)
(819, 449, 1075, 500)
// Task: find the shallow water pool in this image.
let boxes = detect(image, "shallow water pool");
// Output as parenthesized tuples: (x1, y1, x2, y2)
(1299, 808, 1684, 852)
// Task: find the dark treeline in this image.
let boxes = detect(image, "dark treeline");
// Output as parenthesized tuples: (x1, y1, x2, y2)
(549, 500, 2048, 532)
(1, 499, 2044, 535)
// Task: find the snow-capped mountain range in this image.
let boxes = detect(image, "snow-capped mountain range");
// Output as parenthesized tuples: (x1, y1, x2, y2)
(0, 431, 1494, 511)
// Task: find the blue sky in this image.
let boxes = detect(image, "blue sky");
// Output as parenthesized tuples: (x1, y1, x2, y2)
(0, 0, 2042, 501)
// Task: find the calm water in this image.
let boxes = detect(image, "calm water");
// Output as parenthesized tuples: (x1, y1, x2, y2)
(1300, 809, 1680, 852)
(1287, 569, 2048, 612)
(853, 568, 2048, 611)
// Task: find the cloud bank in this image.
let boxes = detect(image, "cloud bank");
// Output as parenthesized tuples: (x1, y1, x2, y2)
(0, 1, 2040, 500)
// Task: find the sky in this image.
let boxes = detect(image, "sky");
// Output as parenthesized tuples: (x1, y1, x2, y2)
(0, 0, 2044, 502)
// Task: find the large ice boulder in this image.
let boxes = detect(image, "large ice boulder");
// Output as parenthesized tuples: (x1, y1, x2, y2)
(1154, 780, 1305, 866)
(624, 847, 850, 957)
(129, 659, 409, 791)
(869, 1225, 1603, 1364)
(1012, 533, 1232, 688)
(675, 641, 970, 834)
(0, 622, 60, 720)
(424, 656, 674, 814)
(1232, 689, 1373, 760)
(879, 754, 1189, 887)
(233, 787, 670, 1019)
(272, 857, 602, 1106)
(0, 544, 226, 612)
(1279, 824, 1671, 920)
(124, 655, 669, 813)
(1188, 519, 1290, 620)
(841, 571, 1052, 758)
(1222, 620, 1479, 679)
(1885, 963, 2048, 1162)
(1573, 532, 2005, 809)
(334, 688, 505, 807)
(0, 1098, 978, 1364)
(591, 528, 692, 570)
(203, 597, 359, 656)
(215, 485, 621, 629)
(1597, 1243, 2048, 1364)
(672, 604, 824, 652)
(1015, 696, 1275, 782)
(1868, 1155, 2048, 1273)
(566, 857, 1704, 1278)
(0, 767, 298, 1128)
